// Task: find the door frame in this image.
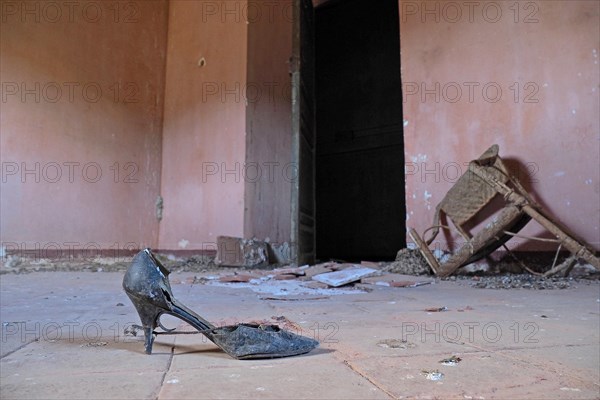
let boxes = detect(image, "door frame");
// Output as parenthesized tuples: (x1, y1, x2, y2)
(290, 0, 316, 265)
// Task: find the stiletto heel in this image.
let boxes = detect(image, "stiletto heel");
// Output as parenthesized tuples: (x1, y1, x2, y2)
(125, 297, 167, 354)
(123, 248, 318, 359)
(143, 326, 154, 355)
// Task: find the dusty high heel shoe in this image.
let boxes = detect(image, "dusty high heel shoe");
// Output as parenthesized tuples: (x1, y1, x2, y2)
(123, 248, 319, 359)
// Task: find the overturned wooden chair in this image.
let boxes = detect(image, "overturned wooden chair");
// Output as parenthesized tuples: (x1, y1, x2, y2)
(409, 144, 599, 277)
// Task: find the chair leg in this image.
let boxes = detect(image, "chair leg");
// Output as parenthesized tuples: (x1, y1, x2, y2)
(408, 228, 441, 275)
(543, 255, 577, 277)
(520, 204, 599, 270)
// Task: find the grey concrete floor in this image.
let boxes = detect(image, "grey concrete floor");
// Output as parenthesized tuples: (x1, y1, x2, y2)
(1, 270, 599, 399)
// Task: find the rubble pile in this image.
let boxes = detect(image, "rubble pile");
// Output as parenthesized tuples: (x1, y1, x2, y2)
(383, 248, 431, 275)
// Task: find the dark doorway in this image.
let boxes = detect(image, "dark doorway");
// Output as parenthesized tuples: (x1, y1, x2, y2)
(315, 0, 405, 261)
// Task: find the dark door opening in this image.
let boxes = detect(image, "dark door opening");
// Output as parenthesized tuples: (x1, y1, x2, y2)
(315, 0, 405, 261)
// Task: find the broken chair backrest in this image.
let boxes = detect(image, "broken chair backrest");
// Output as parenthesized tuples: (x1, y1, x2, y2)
(411, 144, 599, 278)
(426, 144, 511, 244)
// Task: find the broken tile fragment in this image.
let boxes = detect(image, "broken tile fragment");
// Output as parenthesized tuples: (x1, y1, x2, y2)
(376, 339, 416, 349)
(185, 276, 196, 284)
(260, 295, 330, 301)
(422, 370, 444, 381)
(374, 280, 431, 288)
(353, 283, 374, 292)
(302, 281, 330, 290)
(362, 273, 431, 285)
(219, 274, 256, 283)
(312, 267, 378, 287)
(270, 315, 303, 331)
(303, 263, 335, 279)
(439, 355, 462, 366)
(425, 306, 448, 312)
(329, 263, 362, 271)
(393, 281, 429, 287)
(273, 274, 297, 280)
(272, 266, 306, 276)
(360, 261, 380, 268)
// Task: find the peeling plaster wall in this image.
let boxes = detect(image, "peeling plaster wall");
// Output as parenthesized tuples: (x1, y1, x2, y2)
(158, 1, 248, 250)
(400, 0, 600, 251)
(0, 1, 168, 251)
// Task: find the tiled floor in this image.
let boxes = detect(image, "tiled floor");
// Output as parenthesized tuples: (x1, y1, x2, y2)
(1, 271, 599, 399)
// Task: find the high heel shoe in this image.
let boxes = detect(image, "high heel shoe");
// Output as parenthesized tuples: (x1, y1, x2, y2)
(123, 248, 319, 359)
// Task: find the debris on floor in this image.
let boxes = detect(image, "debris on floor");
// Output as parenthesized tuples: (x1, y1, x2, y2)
(361, 272, 433, 287)
(469, 274, 572, 290)
(269, 315, 303, 332)
(312, 266, 378, 287)
(1, 248, 598, 294)
(425, 306, 448, 312)
(272, 266, 307, 276)
(218, 273, 258, 283)
(376, 339, 417, 349)
(439, 355, 462, 366)
(273, 274, 297, 280)
(383, 248, 431, 275)
(4, 262, 600, 399)
(422, 370, 445, 381)
(301, 263, 334, 278)
(259, 295, 331, 301)
(374, 280, 431, 288)
(80, 341, 108, 348)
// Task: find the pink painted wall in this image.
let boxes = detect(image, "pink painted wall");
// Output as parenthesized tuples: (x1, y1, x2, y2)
(1, 1, 168, 254)
(400, 0, 600, 251)
(4, 0, 597, 257)
(157, 1, 248, 250)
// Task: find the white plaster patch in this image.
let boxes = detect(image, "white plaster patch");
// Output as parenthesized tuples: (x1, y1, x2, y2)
(166, 379, 179, 384)
(571, 109, 577, 115)
(403, 120, 409, 127)
(554, 171, 565, 177)
(410, 153, 427, 163)
(433, 249, 451, 263)
(178, 239, 189, 249)
(424, 191, 432, 210)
